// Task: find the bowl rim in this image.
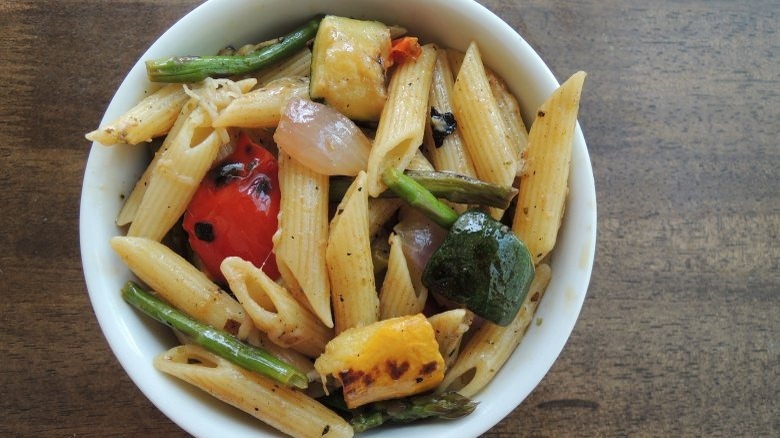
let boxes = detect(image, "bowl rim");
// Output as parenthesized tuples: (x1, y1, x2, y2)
(80, 0, 597, 437)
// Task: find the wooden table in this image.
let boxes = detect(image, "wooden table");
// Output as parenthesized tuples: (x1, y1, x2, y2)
(1, 0, 777, 436)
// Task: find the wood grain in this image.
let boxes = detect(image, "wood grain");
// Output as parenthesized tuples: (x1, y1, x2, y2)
(1, 0, 777, 436)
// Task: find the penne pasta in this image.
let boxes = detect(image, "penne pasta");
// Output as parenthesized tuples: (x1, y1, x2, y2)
(407, 149, 436, 171)
(447, 48, 526, 172)
(115, 98, 196, 226)
(155, 344, 353, 438)
(427, 308, 473, 368)
(110, 236, 254, 339)
(445, 49, 465, 78)
(367, 198, 403, 241)
(326, 171, 379, 334)
(366, 44, 437, 197)
(121, 78, 255, 234)
(487, 70, 529, 173)
(253, 48, 312, 86)
(213, 76, 309, 128)
(221, 257, 332, 357)
(127, 103, 224, 241)
(437, 263, 551, 397)
(512, 71, 586, 264)
(273, 151, 333, 328)
(86, 83, 189, 146)
(452, 42, 517, 219)
(378, 232, 427, 319)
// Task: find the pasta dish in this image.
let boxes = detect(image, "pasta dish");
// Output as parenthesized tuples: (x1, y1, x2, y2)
(85, 14, 585, 437)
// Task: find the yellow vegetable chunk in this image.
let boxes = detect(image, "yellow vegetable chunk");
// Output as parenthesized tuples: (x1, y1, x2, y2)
(314, 314, 445, 408)
(309, 15, 391, 121)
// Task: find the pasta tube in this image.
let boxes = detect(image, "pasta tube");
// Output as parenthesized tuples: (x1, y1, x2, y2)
(378, 232, 427, 319)
(274, 151, 333, 328)
(326, 171, 379, 334)
(127, 104, 224, 241)
(452, 42, 517, 219)
(117, 78, 255, 228)
(366, 44, 437, 197)
(110, 236, 254, 339)
(487, 70, 529, 172)
(155, 345, 353, 438)
(512, 71, 586, 264)
(253, 48, 312, 86)
(213, 76, 309, 128)
(427, 309, 473, 368)
(221, 257, 332, 358)
(86, 83, 189, 146)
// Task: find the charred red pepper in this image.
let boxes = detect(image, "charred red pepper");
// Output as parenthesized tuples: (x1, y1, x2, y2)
(389, 36, 422, 66)
(183, 132, 280, 284)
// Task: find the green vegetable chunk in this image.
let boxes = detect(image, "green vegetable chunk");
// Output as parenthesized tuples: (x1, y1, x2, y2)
(329, 170, 518, 209)
(381, 167, 535, 327)
(320, 390, 477, 432)
(145, 16, 322, 83)
(422, 209, 535, 326)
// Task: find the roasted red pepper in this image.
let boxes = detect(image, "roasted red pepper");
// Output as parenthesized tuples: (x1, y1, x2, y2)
(389, 36, 422, 66)
(183, 132, 280, 284)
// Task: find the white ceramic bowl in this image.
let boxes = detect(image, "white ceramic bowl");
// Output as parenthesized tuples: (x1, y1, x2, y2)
(80, 0, 597, 436)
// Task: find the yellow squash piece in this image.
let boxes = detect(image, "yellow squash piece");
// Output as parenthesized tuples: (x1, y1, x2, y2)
(309, 15, 391, 121)
(314, 314, 445, 408)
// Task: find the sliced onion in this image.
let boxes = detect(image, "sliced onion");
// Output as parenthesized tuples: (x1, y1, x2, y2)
(273, 97, 372, 176)
(393, 206, 448, 275)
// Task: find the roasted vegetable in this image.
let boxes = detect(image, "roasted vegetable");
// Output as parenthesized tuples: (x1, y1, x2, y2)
(382, 168, 535, 326)
(423, 210, 535, 325)
(329, 170, 518, 209)
(430, 107, 457, 147)
(389, 36, 422, 66)
(182, 132, 280, 284)
(309, 15, 391, 121)
(145, 16, 322, 83)
(314, 314, 445, 408)
(321, 389, 477, 432)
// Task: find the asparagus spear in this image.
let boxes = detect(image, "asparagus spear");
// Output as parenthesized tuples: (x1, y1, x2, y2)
(380, 168, 459, 229)
(381, 167, 535, 326)
(121, 281, 309, 389)
(331, 170, 517, 211)
(321, 390, 477, 432)
(145, 16, 322, 83)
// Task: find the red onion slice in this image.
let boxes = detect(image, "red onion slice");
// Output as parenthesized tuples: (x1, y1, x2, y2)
(273, 97, 372, 176)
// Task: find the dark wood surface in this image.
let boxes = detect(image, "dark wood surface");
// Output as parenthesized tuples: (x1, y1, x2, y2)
(1, 0, 777, 436)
